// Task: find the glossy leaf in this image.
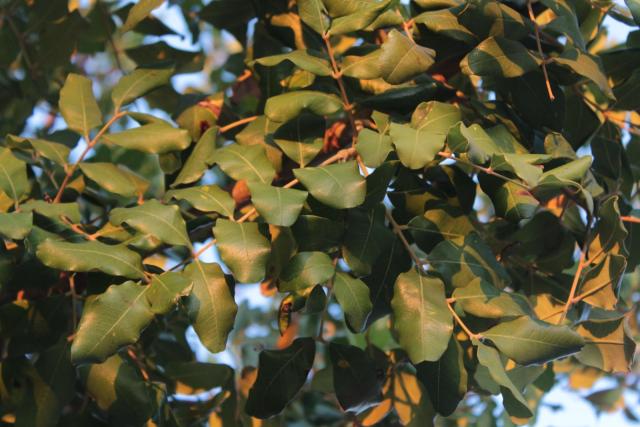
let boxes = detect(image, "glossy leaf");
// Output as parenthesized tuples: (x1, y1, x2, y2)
(36, 240, 145, 279)
(294, 161, 366, 209)
(216, 143, 276, 184)
(265, 91, 343, 123)
(461, 36, 540, 78)
(165, 185, 234, 217)
(247, 182, 308, 227)
(453, 278, 532, 319)
(333, 272, 372, 333)
(0, 148, 29, 202)
(279, 251, 335, 292)
(59, 73, 102, 136)
(245, 338, 316, 419)
(213, 219, 271, 283)
(391, 270, 452, 364)
(80, 162, 149, 197)
(379, 30, 435, 84)
(483, 316, 584, 365)
(121, 0, 165, 33)
(111, 68, 173, 109)
(101, 123, 191, 154)
(329, 342, 381, 412)
(253, 50, 332, 76)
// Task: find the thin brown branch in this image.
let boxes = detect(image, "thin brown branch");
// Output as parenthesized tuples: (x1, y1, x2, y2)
(438, 151, 532, 190)
(219, 116, 258, 133)
(557, 248, 587, 324)
(622, 216, 640, 224)
(447, 300, 481, 340)
(527, 0, 555, 101)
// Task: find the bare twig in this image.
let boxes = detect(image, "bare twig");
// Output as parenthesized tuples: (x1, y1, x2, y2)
(527, 0, 555, 101)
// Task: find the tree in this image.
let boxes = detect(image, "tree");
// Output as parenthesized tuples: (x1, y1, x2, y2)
(0, 0, 639, 425)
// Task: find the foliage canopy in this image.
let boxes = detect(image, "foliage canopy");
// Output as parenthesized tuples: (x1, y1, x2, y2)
(0, 0, 639, 425)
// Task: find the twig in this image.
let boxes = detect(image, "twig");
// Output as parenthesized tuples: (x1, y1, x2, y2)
(219, 116, 258, 133)
(622, 216, 640, 224)
(557, 247, 587, 324)
(438, 151, 532, 190)
(447, 300, 481, 340)
(527, 0, 555, 101)
(385, 210, 424, 267)
(69, 274, 78, 330)
(53, 111, 126, 202)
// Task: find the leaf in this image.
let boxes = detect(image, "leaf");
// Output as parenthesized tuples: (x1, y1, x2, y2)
(480, 176, 538, 223)
(428, 232, 510, 289)
(453, 278, 532, 319)
(379, 30, 435, 84)
(80, 162, 149, 197)
(279, 251, 335, 292)
(101, 123, 191, 154)
(294, 161, 366, 209)
(265, 91, 343, 123)
(165, 185, 234, 217)
(0, 211, 32, 240)
(357, 128, 392, 168)
(391, 270, 452, 364)
(297, 0, 329, 34)
(408, 206, 475, 253)
(213, 219, 271, 283)
(483, 316, 584, 365)
(121, 0, 165, 33)
(342, 204, 393, 276)
(110, 200, 191, 247)
(390, 101, 461, 169)
(172, 126, 217, 186)
(253, 50, 332, 76)
(59, 73, 102, 136)
(78, 354, 155, 425)
(111, 68, 173, 109)
(460, 36, 540, 78)
(333, 272, 372, 333)
(329, 342, 381, 412)
(216, 143, 276, 184)
(185, 261, 237, 353)
(245, 338, 316, 419)
(342, 50, 383, 80)
(416, 336, 467, 416)
(576, 313, 636, 373)
(247, 182, 308, 227)
(476, 341, 532, 419)
(536, 156, 592, 193)
(554, 48, 614, 99)
(72, 273, 192, 363)
(36, 240, 145, 279)
(391, 371, 435, 426)
(626, 0, 640, 25)
(29, 138, 71, 166)
(0, 148, 29, 202)
(579, 254, 626, 310)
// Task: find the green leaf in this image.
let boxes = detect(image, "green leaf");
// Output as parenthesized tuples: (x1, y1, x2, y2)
(110, 200, 191, 247)
(579, 254, 626, 310)
(413, 9, 477, 44)
(408, 206, 475, 253)
(165, 185, 234, 217)
(341, 50, 383, 79)
(461, 36, 540, 78)
(342, 205, 393, 276)
(121, 0, 165, 33)
(476, 341, 532, 419)
(185, 261, 237, 354)
(357, 128, 392, 168)
(265, 91, 343, 123)
(428, 233, 510, 289)
(216, 143, 276, 184)
(72, 273, 191, 363)
(279, 251, 335, 292)
(626, 0, 640, 25)
(329, 342, 380, 412)
(59, 73, 102, 136)
(213, 219, 271, 283)
(480, 176, 538, 223)
(247, 182, 308, 227)
(111, 68, 173, 109)
(416, 336, 467, 416)
(0, 148, 29, 202)
(333, 272, 372, 333)
(576, 313, 636, 373)
(101, 123, 191, 154)
(390, 101, 461, 169)
(379, 30, 435, 84)
(29, 138, 71, 166)
(294, 161, 366, 209)
(172, 126, 217, 186)
(245, 338, 316, 419)
(536, 156, 592, 192)
(253, 50, 332, 76)
(36, 240, 145, 279)
(297, 0, 329, 34)
(483, 316, 584, 365)
(0, 211, 32, 240)
(80, 162, 149, 197)
(554, 48, 614, 99)
(453, 278, 532, 319)
(78, 354, 155, 425)
(391, 270, 452, 364)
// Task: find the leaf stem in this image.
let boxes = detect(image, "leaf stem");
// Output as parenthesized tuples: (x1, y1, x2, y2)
(53, 111, 126, 203)
(219, 115, 258, 133)
(446, 299, 481, 340)
(621, 215, 640, 224)
(527, 0, 555, 101)
(438, 150, 532, 190)
(558, 246, 587, 324)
